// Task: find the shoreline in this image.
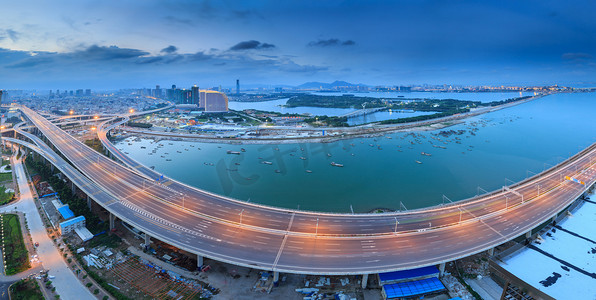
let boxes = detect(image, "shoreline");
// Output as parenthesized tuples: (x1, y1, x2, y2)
(115, 93, 546, 145)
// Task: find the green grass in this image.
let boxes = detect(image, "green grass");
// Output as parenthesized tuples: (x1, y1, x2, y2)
(9, 278, 44, 300)
(0, 186, 15, 205)
(2, 214, 30, 275)
(84, 138, 104, 154)
(0, 171, 12, 182)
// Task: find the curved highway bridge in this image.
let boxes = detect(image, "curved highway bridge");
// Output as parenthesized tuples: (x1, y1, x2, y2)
(4, 104, 596, 277)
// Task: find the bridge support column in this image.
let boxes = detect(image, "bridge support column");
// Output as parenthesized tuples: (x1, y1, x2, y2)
(86, 195, 91, 210)
(361, 274, 369, 289)
(144, 233, 150, 246)
(50, 164, 54, 172)
(439, 263, 446, 277)
(525, 230, 532, 239)
(71, 181, 76, 195)
(273, 271, 280, 285)
(197, 255, 204, 268)
(552, 215, 557, 223)
(109, 213, 116, 230)
(488, 248, 494, 256)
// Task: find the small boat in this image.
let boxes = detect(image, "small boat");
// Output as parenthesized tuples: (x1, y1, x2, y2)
(166, 159, 172, 161)
(150, 166, 155, 169)
(140, 146, 146, 149)
(235, 163, 241, 166)
(416, 160, 422, 164)
(262, 161, 273, 165)
(305, 170, 312, 173)
(227, 150, 241, 155)
(241, 148, 246, 152)
(300, 157, 307, 160)
(421, 152, 431, 156)
(330, 162, 344, 167)
(177, 151, 182, 153)
(275, 169, 281, 173)
(327, 153, 332, 157)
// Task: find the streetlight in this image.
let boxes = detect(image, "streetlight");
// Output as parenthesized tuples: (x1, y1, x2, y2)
(239, 209, 244, 226)
(394, 217, 399, 234)
(69, 110, 74, 115)
(315, 218, 319, 236)
(129, 109, 134, 114)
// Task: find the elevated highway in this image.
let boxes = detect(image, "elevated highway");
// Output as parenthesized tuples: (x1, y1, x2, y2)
(6, 104, 596, 275)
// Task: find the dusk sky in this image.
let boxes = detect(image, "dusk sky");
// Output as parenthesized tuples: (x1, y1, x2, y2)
(1, 0, 595, 89)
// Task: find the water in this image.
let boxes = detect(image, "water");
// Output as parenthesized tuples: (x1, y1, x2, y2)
(117, 92, 596, 213)
(311, 91, 536, 103)
(346, 110, 437, 126)
(228, 98, 356, 116)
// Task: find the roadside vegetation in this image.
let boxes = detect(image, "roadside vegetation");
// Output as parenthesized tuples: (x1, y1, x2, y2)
(2, 213, 30, 275)
(9, 278, 44, 300)
(84, 138, 104, 154)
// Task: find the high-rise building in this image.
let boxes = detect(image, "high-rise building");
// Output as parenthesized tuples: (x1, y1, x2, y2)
(154, 85, 162, 98)
(76, 89, 83, 97)
(191, 85, 199, 106)
(85, 89, 91, 96)
(201, 90, 229, 112)
(236, 79, 240, 95)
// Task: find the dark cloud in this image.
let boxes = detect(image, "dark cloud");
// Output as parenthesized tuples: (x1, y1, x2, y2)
(6, 29, 19, 42)
(136, 56, 164, 64)
(229, 40, 275, 51)
(163, 16, 193, 26)
(188, 51, 213, 61)
(161, 45, 178, 54)
(71, 45, 149, 60)
(6, 55, 53, 68)
(562, 53, 592, 61)
(307, 39, 356, 47)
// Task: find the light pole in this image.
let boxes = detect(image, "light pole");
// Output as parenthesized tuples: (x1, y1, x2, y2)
(239, 209, 244, 226)
(315, 218, 319, 236)
(394, 217, 399, 234)
(458, 207, 462, 224)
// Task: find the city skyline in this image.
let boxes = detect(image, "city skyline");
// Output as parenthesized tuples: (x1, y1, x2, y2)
(1, 0, 596, 89)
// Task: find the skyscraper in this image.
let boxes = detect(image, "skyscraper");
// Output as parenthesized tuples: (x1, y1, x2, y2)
(155, 85, 162, 98)
(236, 79, 240, 95)
(191, 85, 199, 106)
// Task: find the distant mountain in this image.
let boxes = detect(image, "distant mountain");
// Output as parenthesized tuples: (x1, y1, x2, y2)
(297, 81, 368, 89)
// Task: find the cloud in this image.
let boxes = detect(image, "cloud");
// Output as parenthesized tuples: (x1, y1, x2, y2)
(161, 45, 178, 54)
(6, 29, 19, 42)
(71, 45, 149, 60)
(562, 52, 592, 61)
(229, 40, 275, 51)
(163, 16, 193, 26)
(6, 55, 53, 68)
(307, 39, 356, 47)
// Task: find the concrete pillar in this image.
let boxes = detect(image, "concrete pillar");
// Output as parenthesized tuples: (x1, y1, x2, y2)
(488, 248, 494, 256)
(361, 274, 369, 289)
(109, 213, 115, 230)
(144, 233, 150, 246)
(525, 230, 532, 239)
(197, 255, 204, 268)
(50, 164, 54, 172)
(86, 195, 91, 210)
(71, 181, 76, 195)
(273, 271, 280, 284)
(552, 215, 557, 222)
(439, 263, 446, 277)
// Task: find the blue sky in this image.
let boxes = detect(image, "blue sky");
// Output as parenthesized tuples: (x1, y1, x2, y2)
(1, 0, 595, 89)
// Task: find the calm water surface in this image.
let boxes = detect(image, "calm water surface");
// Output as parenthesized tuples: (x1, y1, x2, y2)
(118, 93, 595, 213)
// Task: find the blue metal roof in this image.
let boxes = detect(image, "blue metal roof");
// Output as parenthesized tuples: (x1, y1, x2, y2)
(383, 277, 445, 299)
(59, 215, 85, 228)
(57, 206, 75, 220)
(379, 266, 440, 284)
